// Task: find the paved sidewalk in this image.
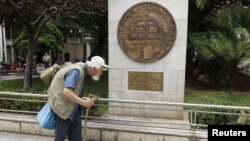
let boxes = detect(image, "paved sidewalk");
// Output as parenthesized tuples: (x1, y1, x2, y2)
(0, 73, 40, 81)
(0, 132, 54, 141)
(0, 67, 45, 81)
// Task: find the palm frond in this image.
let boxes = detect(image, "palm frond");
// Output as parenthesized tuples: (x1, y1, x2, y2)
(195, 0, 209, 10)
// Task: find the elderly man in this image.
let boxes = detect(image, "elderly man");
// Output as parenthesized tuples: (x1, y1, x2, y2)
(48, 56, 109, 141)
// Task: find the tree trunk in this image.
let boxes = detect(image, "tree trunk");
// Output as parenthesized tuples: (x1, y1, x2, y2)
(23, 28, 36, 92)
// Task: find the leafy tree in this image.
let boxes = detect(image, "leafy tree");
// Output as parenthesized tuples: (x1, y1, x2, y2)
(0, 0, 62, 91)
(187, 0, 248, 81)
(190, 6, 250, 88)
(83, 0, 108, 57)
(56, 0, 108, 58)
(13, 22, 64, 56)
(0, 0, 107, 91)
(195, 0, 242, 10)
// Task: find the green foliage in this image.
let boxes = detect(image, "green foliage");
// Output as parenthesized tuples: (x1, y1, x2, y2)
(185, 88, 250, 126)
(0, 78, 48, 93)
(185, 88, 250, 106)
(195, 0, 209, 10)
(195, 108, 238, 125)
(13, 31, 28, 55)
(90, 106, 108, 117)
(192, 32, 250, 62)
(0, 0, 108, 91)
(37, 22, 64, 52)
(0, 78, 47, 112)
(0, 95, 46, 113)
(0, 72, 108, 116)
(189, 6, 250, 88)
(13, 22, 64, 55)
(206, 6, 250, 32)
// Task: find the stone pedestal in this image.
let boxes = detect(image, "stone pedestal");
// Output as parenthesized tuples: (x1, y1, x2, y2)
(108, 0, 189, 120)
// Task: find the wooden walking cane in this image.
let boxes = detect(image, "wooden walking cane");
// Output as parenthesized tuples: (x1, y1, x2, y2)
(82, 94, 98, 141)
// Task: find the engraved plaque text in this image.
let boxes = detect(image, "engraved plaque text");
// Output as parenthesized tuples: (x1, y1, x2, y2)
(128, 71, 163, 91)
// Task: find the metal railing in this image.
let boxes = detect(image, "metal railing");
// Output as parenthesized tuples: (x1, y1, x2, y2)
(0, 91, 249, 135)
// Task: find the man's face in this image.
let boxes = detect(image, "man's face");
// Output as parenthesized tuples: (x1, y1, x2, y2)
(91, 68, 103, 81)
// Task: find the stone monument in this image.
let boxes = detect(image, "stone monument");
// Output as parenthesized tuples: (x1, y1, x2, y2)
(109, 0, 189, 120)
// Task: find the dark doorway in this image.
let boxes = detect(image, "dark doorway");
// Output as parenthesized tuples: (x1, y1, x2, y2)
(65, 53, 70, 62)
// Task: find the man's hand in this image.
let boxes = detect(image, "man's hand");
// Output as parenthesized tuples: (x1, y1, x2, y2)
(83, 98, 96, 108)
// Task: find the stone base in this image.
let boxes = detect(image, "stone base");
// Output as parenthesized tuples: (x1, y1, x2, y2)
(0, 112, 207, 141)
(108, 105, 190, 120)
(96, 114, 190, 130)
(87, 114, 207, 141)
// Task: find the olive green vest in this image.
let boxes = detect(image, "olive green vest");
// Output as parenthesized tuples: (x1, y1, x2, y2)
(48, 64, 84, 119)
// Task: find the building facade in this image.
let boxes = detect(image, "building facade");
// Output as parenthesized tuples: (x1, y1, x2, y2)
(0, 24, 92, 67)
(0, 24, 15, 65)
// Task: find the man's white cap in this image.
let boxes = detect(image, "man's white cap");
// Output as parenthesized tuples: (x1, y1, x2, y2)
(91, 56, 109, 70)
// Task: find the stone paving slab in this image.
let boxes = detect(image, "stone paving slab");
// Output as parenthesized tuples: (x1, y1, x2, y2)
(0, 132, 54, 141)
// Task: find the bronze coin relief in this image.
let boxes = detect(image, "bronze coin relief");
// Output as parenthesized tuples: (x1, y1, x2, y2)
(117, 2, 176, 63)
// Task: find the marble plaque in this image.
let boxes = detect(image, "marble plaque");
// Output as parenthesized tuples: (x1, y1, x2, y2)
(128, 71, 163, 91)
